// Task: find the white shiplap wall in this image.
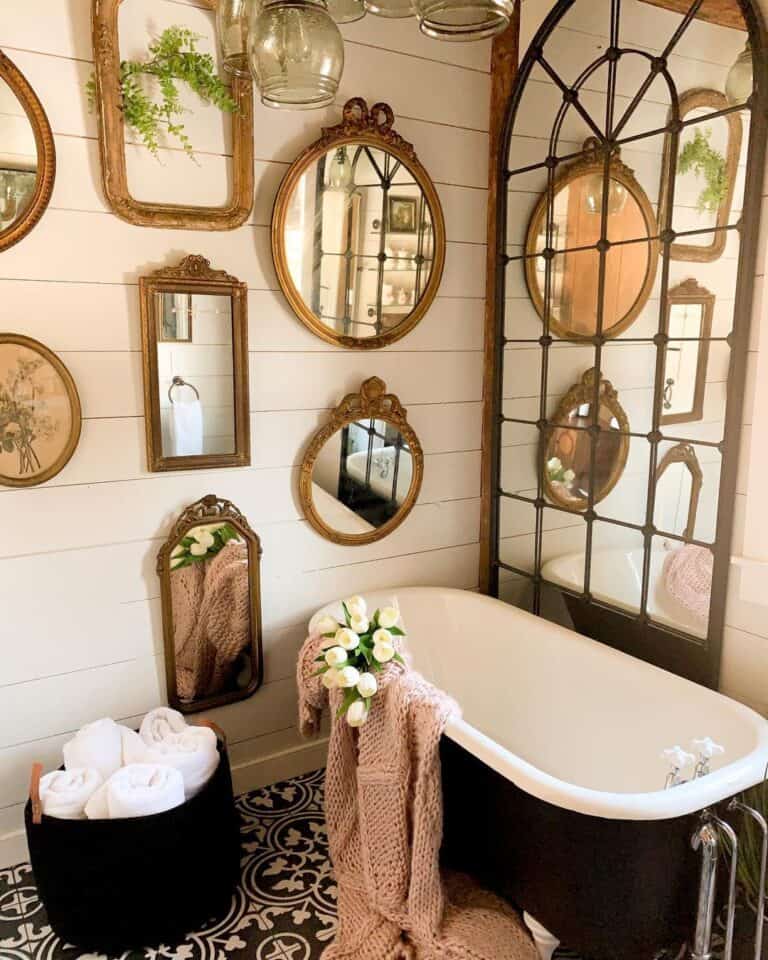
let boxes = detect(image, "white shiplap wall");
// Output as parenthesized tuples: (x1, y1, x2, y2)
(0, 0, 491, 865)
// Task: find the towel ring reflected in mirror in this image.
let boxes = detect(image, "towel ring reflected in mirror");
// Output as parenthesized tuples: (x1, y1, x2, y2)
(157, 494, 263, 714)
(299, 377, 424, 545)
(139, 255, 250, 472)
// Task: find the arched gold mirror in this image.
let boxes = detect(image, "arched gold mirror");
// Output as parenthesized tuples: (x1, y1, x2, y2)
(543, 368, 629, 511)
(272, 98, 446, 349)
(0, 51, 55, 252)
(299, 377, 424, 544)
(525, 139, 659, 339)
(157, 494, 263, 714)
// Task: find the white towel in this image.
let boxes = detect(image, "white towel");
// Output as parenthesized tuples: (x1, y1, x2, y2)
(123, 708, 219, 798)
(169, 397, 204, 457)
(39, 768, 103, 820)
(62, 718, 126, 782)
(101, 764, 185, 819)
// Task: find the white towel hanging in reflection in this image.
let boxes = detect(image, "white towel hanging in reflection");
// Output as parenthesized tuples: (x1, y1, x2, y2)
(170, 396, 203, 456)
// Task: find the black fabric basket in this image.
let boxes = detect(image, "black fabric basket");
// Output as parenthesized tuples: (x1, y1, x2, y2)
(24, 724, 241, 953)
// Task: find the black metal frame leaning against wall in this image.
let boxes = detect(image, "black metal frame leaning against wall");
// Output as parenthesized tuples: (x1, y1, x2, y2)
(485, 0, 768, 688)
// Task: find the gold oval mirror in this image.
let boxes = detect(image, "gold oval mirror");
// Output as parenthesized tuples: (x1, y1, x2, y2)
(0, 51, 55, 252)
(272, 98, 446, 349)
(543, 368, 629, 511)
(525, 139, 659, 339)
(299, 377, 424, 544)
(157, 494, 263, 713)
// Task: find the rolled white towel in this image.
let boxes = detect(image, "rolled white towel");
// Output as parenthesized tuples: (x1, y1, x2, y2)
(127, 708, 219, 798)
(62, 718, 126, 782)
(39, 768, 103, 820)
(104, 764, 185, 819)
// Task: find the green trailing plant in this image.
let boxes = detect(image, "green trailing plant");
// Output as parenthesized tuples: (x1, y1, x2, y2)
(86, 26, 237, 160)
(678, 128, 729, 215)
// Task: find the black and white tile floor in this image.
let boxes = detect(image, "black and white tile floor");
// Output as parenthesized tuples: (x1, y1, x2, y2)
(0, 768, 582, 960)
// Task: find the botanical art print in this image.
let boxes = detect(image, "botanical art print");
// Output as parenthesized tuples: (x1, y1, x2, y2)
(0, 335, 81, 487)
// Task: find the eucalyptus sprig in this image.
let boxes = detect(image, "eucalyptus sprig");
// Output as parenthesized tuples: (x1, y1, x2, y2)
(87, 26, 237, 160)
(678, 128, 729, 214)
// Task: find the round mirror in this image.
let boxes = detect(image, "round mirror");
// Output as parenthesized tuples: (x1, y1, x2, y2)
(300, 377, 424, 544)
(543, 369, 629, 511)
(0, 52, 55, 252)
(272, 98, 445, 349)
(525, 141, 659, 339)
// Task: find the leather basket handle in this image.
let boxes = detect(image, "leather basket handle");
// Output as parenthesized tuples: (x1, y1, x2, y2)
(29, 762, 43, 825)
(195, 719, 227, 746)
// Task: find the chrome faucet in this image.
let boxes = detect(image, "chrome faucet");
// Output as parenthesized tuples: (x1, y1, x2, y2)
(691, 738, 725, 779)
(662, 746, 695, 789)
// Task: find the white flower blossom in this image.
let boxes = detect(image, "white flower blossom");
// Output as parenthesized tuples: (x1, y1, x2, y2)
(312, 614, 341, 637)
(324, 646, 348, 668)
(335, 628, 360, 651)
(345, 595, 367, 618)
(356, 672, 378, 698)
(377, 605, 400, 629)
(349, 613, 370, 635)
(373, 640, 396, 664)
(346, 700, 369, 727)
(547, 457, 563, 472)
(322, 668, 340, 690)
(189, 542, 208, 557)
(194, 530, 215, 550)
(562, 468, 575, 484)
(337, 666, 361, 688)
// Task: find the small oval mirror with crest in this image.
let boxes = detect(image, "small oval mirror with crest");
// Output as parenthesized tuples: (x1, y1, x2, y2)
(299, 377, 424, 544)
(272, 98, 446, 349)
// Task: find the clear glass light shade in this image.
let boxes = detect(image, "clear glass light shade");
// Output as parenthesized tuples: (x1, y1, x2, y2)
(217, 0, 254, 77)
(327, 0, 366, 23)
(416, 0, 512, 40)
(583, 173, 628, 216)
(726, 42, 753, 106)
(328, 147, 354, 189)
(249, 0, 344, 110)
(364, 0, 414, 19)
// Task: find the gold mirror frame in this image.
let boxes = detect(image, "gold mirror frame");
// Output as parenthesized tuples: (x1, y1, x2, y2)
(661, 278, 714, 425)
(542, 368, 630, 511)
(299, 376, 424, 545)
(524, 140, 660, 340)
(91, 0, 254, 230)
(271, 98, 446, 350)
(0, 51, 56, 252)
(156, 494, 263, 714)
(660, 88, 743, 263)
(139, 255, 250, 471)
(655, 442, 703, 541)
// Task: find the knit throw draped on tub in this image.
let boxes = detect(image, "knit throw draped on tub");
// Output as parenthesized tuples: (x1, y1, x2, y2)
(297, 632, 537, 960)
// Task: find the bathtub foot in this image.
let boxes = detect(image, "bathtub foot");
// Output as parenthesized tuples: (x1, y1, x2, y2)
(523, 912, 560, 960)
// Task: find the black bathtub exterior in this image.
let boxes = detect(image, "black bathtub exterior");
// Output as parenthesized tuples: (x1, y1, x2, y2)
(440, 736, 699, 960)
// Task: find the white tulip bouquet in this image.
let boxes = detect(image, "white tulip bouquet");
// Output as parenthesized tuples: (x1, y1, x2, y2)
(312, 596, 405, 728)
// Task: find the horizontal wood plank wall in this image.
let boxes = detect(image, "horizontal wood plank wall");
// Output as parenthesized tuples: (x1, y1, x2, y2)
(0, 0, 491, 864)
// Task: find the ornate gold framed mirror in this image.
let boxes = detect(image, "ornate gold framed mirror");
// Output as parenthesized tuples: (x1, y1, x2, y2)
(157, 494, 263, 713)
(660, 89, 743, 263)
(525, 138, 660, 339)
(271, 98, 446, 349)
(655, 442, 703, 541)
(0, 51, 55, 252)
(139, 255, 250, 472)
(543, 368, 629, 511)
(91, 0, 254, 230)
(299, 377, 424, 544)
(661, 279, 714, 425)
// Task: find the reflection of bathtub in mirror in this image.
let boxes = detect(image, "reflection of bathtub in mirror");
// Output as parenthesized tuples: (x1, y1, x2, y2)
(311, 482, 374, 535)
(345, 445, 413, 503)
(542, 543, 707, 640)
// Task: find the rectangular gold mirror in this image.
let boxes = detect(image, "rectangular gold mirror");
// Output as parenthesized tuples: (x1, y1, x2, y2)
(661, 280, 714, 426)
(140, 255, 250, 472)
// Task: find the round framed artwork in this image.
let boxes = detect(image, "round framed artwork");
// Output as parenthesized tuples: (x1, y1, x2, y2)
(0, 334, 81, 486)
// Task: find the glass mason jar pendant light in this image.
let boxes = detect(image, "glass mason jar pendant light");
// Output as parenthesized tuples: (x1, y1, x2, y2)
(329, 147, 354, 190)
(217, 0, 253, 76)
(726, 42, 753, 107)
(416, 0, 512, 40)
(327, 0, 366, 22)
(249, 0, 344, 109)
(364, 0, 414, 18)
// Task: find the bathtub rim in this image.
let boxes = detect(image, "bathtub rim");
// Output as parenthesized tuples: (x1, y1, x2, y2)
(314, 585, 768, 821)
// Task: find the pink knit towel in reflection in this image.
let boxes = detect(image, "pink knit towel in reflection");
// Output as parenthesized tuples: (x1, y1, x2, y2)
(662, 545, 713, 621)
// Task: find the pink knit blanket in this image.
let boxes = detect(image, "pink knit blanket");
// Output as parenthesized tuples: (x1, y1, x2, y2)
(297, 630, 537, 960)
(662, 545, 713, 622)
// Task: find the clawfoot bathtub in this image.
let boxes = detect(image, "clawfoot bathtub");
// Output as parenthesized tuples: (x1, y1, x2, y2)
(315, 587, 768, 959)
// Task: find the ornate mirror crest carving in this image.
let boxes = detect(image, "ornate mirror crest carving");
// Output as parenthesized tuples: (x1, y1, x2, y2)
(655, 442, 703, 541)
(299, 376, 425, 545)
(91, 0, 254, 230)
(157, 494, 264, 713)
(543, 368, 630, 511)
(0, 51, 56, 252)
(271, 98, 446, 350)
(139, 255, 250, 471)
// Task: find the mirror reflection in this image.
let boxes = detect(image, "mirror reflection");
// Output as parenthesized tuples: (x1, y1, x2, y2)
(525, 141, 658, 338)
(661, 280, 714, 425)
(0, 75, 38, 233)
(312, 418, 414, 536)
(159, 495, 263, 713)
(282, 144, 437, 342)
(156, 292, 235, 458)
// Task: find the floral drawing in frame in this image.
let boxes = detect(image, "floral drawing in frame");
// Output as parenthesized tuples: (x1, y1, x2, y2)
(0, 334, 82, 487)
